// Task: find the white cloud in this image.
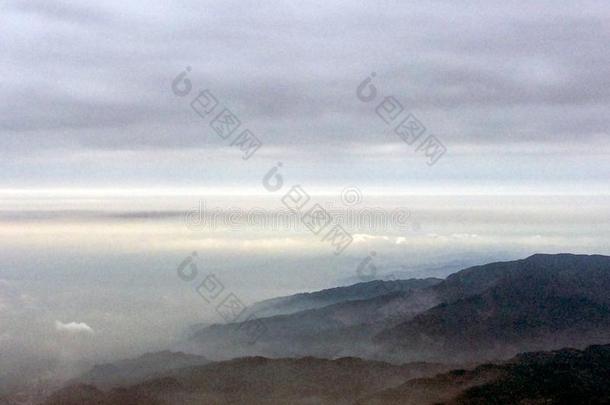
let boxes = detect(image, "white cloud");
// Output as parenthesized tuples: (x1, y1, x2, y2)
(353, 234, 391, 243)
(395, 237, 407, 245)
(55, 320, 94, 334)
(451, 233, 479, 239)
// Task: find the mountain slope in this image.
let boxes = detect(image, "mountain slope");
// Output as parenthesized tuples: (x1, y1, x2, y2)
(185, 254, 610, 362)
(248, 278, 442, 318)
(187, 278, 442, 360)
(190, 288, 440, 359)
(44, 345, 610, 405)
(45, 357, 450, 405)
(434, 253, 610, 304)
(358, 344, 610, 405)
(74, 351, 209, 389)
(376, 254, 610, 361)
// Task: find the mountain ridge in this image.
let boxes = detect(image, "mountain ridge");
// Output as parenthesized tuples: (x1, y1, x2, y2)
(44, 344, 610, 405)
(186, 253, 610, 362)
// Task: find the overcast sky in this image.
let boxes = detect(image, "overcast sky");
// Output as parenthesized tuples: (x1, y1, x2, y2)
(1, 0, 609, 193)
(2, 1, 610, 387)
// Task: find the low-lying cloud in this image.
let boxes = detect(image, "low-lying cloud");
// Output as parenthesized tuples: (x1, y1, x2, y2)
(54, 320, 95, 335)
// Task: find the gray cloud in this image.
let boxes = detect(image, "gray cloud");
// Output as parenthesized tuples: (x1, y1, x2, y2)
(2, 0, 609, 151)
(7, 0, 113, 25)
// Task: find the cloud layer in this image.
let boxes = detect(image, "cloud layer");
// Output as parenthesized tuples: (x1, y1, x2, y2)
(2, 0, 609, 150)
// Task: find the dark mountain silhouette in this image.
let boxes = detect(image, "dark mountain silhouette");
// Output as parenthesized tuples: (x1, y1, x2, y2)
(358, 344, 610, 405)
(434, 253, 610, 304)
(44, 344, 610, 405)
(45, 357, 449, 405)
(376, 254, 610, 361)
(454, 344, 610, 404)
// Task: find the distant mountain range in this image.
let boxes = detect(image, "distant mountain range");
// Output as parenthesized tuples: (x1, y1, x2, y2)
(188, 278, 442, 359)
(43, 355, 451, 405)
(248, 278, 442, 318)
(44, 344, 610, 404)
(73, 351, 209, 389)
(17, 253, 610, 404)
(186, 253, 610, 363)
